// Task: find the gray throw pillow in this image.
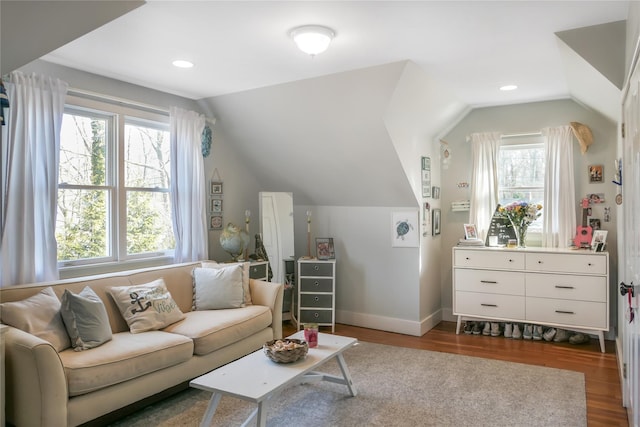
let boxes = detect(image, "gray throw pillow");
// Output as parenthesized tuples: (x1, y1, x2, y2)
(60, 287, 112, 351)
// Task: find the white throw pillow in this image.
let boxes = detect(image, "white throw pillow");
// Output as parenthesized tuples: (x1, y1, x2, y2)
(108, 279, 185, 333)
(201, 261, 252, 305)
(192, 265, 244, 310)
(0, 287, 71, 351)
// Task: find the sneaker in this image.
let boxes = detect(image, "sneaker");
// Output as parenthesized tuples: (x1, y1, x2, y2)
(553, 329, 571, 342)
(569, 333, 591, 345)
(504, 323, 513, 338)
(512, 324, 522, 339)
(472, 322, 482, 335)
(533, 325, 543, 341)
(523, 324, 533, 340)
(491, 322, 501, 337)
(543, 328, 556, 342)
(482, 322, 491, 336)
(464, 322, 474, 334)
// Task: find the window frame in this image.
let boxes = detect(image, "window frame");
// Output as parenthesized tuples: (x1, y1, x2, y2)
(58, 95, 173, 270)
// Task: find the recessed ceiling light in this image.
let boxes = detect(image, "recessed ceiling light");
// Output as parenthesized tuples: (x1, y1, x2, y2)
(172, 60, 194, 68)
(500, 84, 518, 91)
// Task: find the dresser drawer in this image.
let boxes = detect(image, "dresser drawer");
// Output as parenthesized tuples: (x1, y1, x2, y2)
(454, 249, 525, 270)
(300, 293, 333, 308)
(455, 269, 525, 296)
(300, 309, 333, 324)
(454, 291, 525, 320)
(525, 253, 606, 275)
(299, 262, 334, 277)
(249, 263, 268, 279)
(525, 273, 607, 302)
(300, 278, 333, 292)
(526, 298, 607, 329)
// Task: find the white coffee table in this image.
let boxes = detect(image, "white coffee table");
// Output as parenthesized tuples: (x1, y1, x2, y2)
(190, 331, 358, 427)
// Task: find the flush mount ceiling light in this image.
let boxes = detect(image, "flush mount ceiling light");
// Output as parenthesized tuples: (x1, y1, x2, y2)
(172, 59, 194, 68)
(500, 84, 518, 91)
(290, 25, 335, 56)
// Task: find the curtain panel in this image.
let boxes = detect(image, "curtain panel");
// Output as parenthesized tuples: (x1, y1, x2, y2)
(169, 107, 207, 263)
(468, 132, 501, 240)
(542, 126, 576, 248)
(0, 71, 68, 287)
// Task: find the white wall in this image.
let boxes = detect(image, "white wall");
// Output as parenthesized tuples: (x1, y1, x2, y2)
(440, 99, 619, 335)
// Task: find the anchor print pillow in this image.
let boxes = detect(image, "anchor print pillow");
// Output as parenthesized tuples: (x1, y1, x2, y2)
(107, 279, 185, 333)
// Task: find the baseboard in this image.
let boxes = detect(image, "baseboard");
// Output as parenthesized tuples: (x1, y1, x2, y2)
(336, 309, 443, 337)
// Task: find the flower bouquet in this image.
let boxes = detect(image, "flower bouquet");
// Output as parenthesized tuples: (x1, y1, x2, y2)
(498, 201, 542, 247)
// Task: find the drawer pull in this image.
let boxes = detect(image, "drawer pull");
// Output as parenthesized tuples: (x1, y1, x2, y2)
(314, 312, 320, 318)
(481, 303, 498, 307)
(465, 257, 470, 260)
(508, 259, 514, 263)
(587, 263, 592, 266)
(555, 310, 575, 315)
(555, 285, 575, 289)
(314, 265, 320, 271)
(314, 296, 320, 301)
(480, 280, 498, 284)
(537, 260, 543, 264)
(314, 281, 319, 286)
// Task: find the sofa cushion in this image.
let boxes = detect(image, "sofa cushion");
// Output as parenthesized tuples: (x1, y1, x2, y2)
(162, 305, 272, 355)
(192, 265, 244, 310)
(60, 287, 112, 351)
(0, 287, 71, 352)
(108, 279, 186, 333)
(201, 261, 252, 305)
(59, 331, 193, 396)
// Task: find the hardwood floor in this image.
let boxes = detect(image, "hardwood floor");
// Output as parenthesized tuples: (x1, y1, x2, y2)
(284, 321, 628, 427)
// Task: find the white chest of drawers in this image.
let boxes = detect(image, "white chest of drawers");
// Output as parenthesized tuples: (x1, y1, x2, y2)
(452, 246, 609, 352)
(296, 259, 336, 333)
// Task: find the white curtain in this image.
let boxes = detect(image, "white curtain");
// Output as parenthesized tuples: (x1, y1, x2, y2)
(0, 71, 68, 287)
(542, 126, 576, 248)
(170, 106, 207, 262)
(468, 132, 501, 240)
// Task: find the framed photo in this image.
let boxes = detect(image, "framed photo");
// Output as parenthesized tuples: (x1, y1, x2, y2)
(589, 218, 601, 231)
(591, 230, 608, 248)
(432, 209, 441, 236)
(589, 164, 603, 183)
(587, 193, 605, 204)
(464, 223, 478, 240)
(210, 198, 223, 213)
(392, 211, 419, 247)
(316, 238, 335, 260)
(421, 156, 431, 198)
(210, 181, 223, 195)
(210, 215, 223, 230)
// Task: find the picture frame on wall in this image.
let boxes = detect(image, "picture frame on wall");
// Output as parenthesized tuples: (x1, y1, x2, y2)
(210, 215, 223, 230)
(316, 237, 335, 260)
(391, 211, 419, 247)
(210, 181, 223, 195)
(211, 198, 223, 213)
(421, 156, 431, 198)
(432, 209, 441, 236)
(588, 164, 604, 183)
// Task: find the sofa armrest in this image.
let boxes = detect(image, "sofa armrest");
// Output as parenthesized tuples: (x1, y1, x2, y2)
(4, 326, 68, 427)
(249, 279, 284, 340)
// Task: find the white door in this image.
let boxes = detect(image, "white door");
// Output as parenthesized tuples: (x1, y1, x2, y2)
(259, 192, 294, 284)
(621, 47, 640, 427)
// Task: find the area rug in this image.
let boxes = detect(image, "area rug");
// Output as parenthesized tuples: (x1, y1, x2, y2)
(110, 342, 586, 426)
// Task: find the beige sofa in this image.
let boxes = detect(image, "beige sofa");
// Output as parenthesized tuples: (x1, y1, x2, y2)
(0, 261, 284, 427)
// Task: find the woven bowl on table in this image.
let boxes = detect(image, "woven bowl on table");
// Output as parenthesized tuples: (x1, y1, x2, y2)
(263, 339, 308, 363)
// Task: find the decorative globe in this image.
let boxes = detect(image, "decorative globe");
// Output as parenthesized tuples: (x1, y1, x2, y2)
(219, 223, 250, 261)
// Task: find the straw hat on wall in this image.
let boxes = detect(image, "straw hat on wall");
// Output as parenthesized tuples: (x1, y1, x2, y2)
(570, 122, 593, 154)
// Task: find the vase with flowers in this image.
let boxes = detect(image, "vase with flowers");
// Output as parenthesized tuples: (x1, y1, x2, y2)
(498, 201, 542, 248)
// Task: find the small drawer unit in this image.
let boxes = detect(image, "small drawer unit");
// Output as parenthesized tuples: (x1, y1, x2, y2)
(249, 261, 269, 281)
(297, 258, 336, 333)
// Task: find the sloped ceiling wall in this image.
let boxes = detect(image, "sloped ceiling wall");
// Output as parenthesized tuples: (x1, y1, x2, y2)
(198, 61, 420, 207)
(0, 0, 144, 75)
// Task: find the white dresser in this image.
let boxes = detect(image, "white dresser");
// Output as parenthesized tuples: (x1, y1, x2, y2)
(452, 246, 609, 352)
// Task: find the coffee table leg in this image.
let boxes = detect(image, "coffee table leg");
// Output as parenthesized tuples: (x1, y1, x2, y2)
(200, 393, 222, 427)
(336, 353, 358, 397)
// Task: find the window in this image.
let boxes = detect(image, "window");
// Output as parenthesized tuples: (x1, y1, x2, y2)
(56, 99, 173, 266)
(497, 137, 545, 232)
